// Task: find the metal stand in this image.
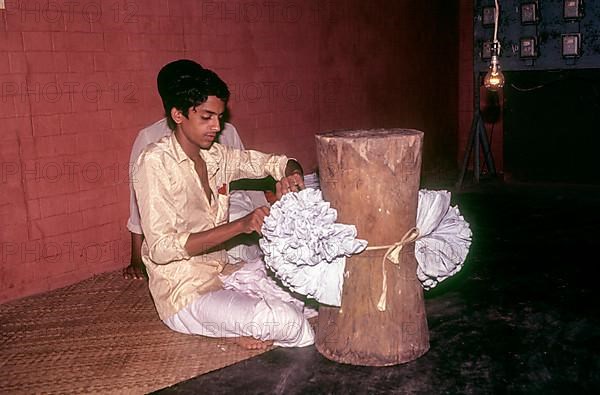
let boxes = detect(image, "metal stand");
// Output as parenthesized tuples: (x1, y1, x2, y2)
(457, 73, 497, 188)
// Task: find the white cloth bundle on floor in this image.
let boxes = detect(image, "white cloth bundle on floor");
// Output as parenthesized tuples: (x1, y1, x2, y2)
(415, 189, 472, 290)
(259, 188, 367, 306)
(220, 259, 318, 319)
(259, 187, 471, 306)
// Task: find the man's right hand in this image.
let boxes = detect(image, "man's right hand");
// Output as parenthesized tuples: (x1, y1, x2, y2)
(183, 206, 270, 257)
(239, 206, 270, 235)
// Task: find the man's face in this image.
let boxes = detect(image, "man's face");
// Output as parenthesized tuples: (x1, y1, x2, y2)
(176, 95, 226, 150)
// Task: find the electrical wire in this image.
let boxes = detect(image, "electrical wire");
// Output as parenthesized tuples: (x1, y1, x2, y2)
(510, 83, 545, 92)
(493, 0, 499, 45)
(509, 71, 600, 92)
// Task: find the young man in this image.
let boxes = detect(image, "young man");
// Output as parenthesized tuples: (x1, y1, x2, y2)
(124, 60, 266, 279)
(134, 67, 313, 349)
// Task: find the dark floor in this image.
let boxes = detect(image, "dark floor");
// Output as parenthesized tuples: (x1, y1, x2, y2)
(154, 179, 600, 394)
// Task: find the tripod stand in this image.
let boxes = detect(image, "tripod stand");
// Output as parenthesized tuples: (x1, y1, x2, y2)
(457, 73, 497, 188)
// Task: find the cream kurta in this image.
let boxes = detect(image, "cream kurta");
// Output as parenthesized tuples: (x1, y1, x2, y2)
(134, 133, 288, 320)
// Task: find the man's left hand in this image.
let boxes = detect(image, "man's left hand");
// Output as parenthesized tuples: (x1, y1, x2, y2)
(275, 172, 304, 200)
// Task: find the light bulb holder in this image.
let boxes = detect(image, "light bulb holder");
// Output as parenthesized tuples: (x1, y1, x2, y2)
(489, 54, 501, 72)
(491, 40, 501, 57)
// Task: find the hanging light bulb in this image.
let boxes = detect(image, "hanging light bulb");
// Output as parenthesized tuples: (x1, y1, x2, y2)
(484, 52, 505, 90)
(484, 0, 504, 91)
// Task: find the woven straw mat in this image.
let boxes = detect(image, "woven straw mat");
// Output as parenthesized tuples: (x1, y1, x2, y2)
(0, 271, 280, 394)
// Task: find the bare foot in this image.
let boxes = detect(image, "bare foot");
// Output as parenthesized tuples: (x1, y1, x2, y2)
(233, 337, 274, 350)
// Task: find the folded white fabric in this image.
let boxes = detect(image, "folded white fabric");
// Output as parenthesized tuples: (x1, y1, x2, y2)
(415, 189, 472, 290)
(259, 188, 367, 306)
(303, 172, 320, 190)
(226, 190, 264, 264)
(259, 187, 472, 306)
(220, 259, 318, 319)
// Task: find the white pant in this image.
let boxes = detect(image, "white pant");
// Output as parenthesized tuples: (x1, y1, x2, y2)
(163, 289, 315, 348)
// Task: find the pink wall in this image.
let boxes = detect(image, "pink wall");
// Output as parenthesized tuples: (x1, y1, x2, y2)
(1, 0, 459, 303)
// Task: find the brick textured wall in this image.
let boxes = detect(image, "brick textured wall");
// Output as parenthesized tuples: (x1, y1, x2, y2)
(0, 0, 459, 302)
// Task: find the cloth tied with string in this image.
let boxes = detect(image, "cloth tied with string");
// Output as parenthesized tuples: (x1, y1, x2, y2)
(259, 187, 471, 309)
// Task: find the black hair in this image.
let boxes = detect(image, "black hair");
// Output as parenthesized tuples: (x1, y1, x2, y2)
(157, 59, 203, 100)
(163, 68, 230, 130)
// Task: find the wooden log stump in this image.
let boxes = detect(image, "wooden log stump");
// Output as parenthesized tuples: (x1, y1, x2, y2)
(315, 128, 429, 366)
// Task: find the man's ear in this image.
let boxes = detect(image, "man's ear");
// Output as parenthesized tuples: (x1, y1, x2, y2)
(171, 107, 183, 124)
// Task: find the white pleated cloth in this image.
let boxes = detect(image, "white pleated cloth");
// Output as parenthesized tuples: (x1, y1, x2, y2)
(415, 189, 472, 290)
(259, 187, 472, 307)
(259, 189, 367, 306)
(219, 259, 318, 319)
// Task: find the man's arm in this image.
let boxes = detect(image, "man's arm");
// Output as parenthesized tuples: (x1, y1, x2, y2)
(285, 159, 303, 177)
(123, 232, 146, 279)
(183, 206, 269, 256)
(135, 151, 270, 264)
(124, 123, 167, 278)
(137, 152, 304, 263)
(183, 158, 303, 257)
(124, 140, 146, 278)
